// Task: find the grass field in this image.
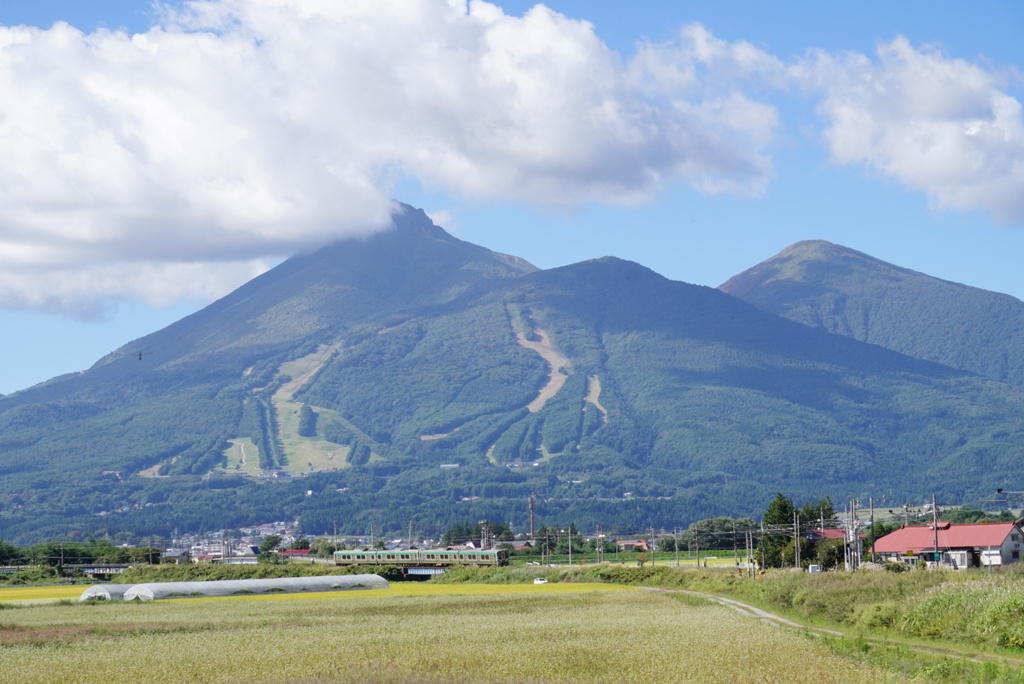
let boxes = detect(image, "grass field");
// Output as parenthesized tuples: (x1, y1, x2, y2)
(0, 582, 885, 683)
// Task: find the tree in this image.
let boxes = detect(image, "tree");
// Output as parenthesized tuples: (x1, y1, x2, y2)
(289, 537, 311, 550)
(800, 497, 836, 526)
(310, 538, 337, 557)
(297, 405, 318, 438)
(762, 492, 796, 568)
(259, 535, 282, 555)
(440, 524, 473, 547)
(0, 540, 21, 565)
(814, 538, 845, 571)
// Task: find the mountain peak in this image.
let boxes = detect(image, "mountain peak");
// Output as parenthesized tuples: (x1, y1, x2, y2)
(89, 204, 537, 372)
(719, 240, 917, 296)
(721, 239, 1024, 387)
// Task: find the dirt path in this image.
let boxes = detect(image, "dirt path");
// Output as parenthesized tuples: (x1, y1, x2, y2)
(585, 375, 608, 424)
(421, 427, 461, 441)
(654, 588, 1024, 668)
(516, 329, 571, 413)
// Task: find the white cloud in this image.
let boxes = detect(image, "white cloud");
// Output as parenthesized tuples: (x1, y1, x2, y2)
(0, 1, 781, 315)
(0, 259, 270, 319)
(799, 37, 1024, 223)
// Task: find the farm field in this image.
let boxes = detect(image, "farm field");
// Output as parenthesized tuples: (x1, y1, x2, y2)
(0, 582, 885, 683)
(0, 584, 85, 603)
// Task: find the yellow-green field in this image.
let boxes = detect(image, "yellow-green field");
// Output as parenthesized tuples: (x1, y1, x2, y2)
(0, 582, 886, 683)
(0, 584, 85, 603)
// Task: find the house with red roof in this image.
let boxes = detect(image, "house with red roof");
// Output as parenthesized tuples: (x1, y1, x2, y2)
(871, 521, 1024, 569)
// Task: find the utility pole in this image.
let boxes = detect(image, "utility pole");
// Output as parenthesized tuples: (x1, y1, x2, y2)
(844, 501, 852, 571)
(793, 510, 800, 569)
(869, 497, 876, 564)
(852, 499, 860, 571)
(747, 530, 754, 577)
(732, 521, 738, 569)
(759, 519, 765, 573)
(408, 520, 414, 549)
(932, 494, 939, 568)
(529, 495, 536, 539)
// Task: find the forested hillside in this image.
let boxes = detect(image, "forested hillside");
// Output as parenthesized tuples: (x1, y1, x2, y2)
(720, 240, 1024, 387)
(1, 217, 1023, 544)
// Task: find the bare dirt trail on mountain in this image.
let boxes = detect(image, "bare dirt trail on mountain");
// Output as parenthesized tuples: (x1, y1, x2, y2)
(516, 329, 571, 413)
(585, 375, 608, 424)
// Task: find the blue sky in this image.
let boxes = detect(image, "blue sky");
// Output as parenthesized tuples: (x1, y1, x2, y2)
(0, 1, 1022, 394)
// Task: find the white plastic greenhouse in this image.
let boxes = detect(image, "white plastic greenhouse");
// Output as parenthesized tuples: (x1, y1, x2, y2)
(120, 574, 389, 601)
(79, 584, 135, 601)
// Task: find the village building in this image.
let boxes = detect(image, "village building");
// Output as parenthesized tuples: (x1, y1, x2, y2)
(871, 521, 1024, 569)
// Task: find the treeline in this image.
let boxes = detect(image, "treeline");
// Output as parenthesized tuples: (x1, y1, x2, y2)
(0, 537, 161, 584)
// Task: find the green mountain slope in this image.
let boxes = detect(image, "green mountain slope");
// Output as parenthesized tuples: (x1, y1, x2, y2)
(2, 225, 1024, 543)
(720, 240, 1024, 387)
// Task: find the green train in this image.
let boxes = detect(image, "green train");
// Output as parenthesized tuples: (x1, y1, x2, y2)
(334, 548, 508, 568)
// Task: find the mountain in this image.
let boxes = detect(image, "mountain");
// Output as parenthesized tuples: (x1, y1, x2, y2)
(3, 220, 1024, 543)
(720, 240, 1024, 387)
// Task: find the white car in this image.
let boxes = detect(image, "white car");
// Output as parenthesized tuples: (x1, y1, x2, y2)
(533, 577, 548, 584)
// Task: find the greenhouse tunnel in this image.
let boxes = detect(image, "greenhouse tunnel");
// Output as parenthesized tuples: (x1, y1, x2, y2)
(80, 574, 389, 601)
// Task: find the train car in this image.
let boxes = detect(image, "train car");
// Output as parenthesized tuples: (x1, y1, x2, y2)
(334, 548, 508, 568)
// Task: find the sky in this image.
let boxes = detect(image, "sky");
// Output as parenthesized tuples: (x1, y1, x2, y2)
(0, 0, 1022, 394)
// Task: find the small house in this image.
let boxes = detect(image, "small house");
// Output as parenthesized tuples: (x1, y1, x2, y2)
(871, 521, 1024, 569)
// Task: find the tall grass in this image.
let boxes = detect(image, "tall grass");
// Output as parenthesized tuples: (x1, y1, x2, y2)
(454, 563, 1024, 654)
(0, 586, 882, 683)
